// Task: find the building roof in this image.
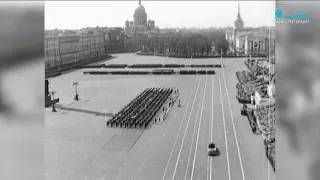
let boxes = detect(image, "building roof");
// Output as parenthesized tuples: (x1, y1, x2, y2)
(134, 4, 146, 18)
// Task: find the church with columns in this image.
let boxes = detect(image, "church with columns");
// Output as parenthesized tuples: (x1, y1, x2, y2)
(225, 2, 275, 56)
(124, 0, 159, 35)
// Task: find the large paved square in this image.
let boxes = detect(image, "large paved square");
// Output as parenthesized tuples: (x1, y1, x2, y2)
(45, 54, 275, 180)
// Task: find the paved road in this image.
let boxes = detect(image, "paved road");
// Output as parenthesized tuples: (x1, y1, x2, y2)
(46, 54, 275, 180)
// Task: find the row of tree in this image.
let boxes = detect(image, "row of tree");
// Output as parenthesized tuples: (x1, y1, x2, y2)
(126, 29, 230, 57)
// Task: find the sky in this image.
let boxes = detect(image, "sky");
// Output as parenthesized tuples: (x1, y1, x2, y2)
(45, 1, 275, 30)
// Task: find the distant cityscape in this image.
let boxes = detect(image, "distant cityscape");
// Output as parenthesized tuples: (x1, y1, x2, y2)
(45, 1, 275, 74)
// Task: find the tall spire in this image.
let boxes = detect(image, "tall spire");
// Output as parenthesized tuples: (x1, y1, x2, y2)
(139, 0, 141, 5)
(234, 1, 244, 29)
(237, 1, 241, 19)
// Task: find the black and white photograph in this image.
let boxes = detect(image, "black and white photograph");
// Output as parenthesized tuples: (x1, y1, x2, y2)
(44, 1, 275, 180)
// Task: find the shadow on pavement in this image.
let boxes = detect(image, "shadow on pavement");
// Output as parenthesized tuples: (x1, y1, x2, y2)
(54, 104, 114, 117)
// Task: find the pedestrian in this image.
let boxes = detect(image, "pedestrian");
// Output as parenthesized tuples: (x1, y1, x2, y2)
(155, 118, 157, 124)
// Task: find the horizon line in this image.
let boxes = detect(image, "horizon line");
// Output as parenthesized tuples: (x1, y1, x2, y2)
(45, 25, 275, 31)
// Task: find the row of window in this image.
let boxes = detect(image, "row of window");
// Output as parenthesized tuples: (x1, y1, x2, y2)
(45, 47, 105, 58)
(60, 52, 80, 65)
(45, 40, 104, 48)
(45, 49, 59, 57)
(45, 49, 105, 67)
(81, 45, 103, 50)
(45, 57, 58, 67)
(45, 42, 104, 50)
(45, 42, 59, 47)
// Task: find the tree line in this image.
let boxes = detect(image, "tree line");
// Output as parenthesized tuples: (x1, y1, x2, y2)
(126, 29, 230, 57)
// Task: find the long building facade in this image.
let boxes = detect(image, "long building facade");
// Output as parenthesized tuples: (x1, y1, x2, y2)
(45, 36, 60, 69)
(45, 33, 106, 71)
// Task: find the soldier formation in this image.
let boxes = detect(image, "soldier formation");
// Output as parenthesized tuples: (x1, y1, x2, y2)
(106, 87, 174, 129)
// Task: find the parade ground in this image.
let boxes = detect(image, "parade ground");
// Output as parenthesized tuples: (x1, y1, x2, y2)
(45, 53, 275, 180)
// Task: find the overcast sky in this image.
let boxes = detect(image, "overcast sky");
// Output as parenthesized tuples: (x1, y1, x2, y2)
(45, 1, 275, 30)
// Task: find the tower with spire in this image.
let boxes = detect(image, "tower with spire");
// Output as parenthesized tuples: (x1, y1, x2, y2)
(234, 2, 244, 30)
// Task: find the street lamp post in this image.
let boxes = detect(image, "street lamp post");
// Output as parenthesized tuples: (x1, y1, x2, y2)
(50, 86, 57, 112)
(73, 80, 79, 100)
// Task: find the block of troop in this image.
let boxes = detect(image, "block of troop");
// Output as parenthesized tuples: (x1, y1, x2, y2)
(106, 87, 174, 129)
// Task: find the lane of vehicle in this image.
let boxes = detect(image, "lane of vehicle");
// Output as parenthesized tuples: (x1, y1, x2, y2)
(130, 76, 203, 180)
(207, 75, 215, 180)
(211, 75, 231, 180)
(220, 72, 245, 180)
(158, 76, 203, 180)
(189, 75, 212, 180)
(169, 75, 207, 180)
(181, 75, 207, 180)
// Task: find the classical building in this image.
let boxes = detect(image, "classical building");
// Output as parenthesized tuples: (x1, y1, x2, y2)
(225, 2, 275, 56)
(58, 35, 81, 68)
(124, 0, 159, 35)
(45, 33, 106, 71)
(244, 33, 268, 56)
(79, 33, 105, 64)
(45, 36, 60, 69)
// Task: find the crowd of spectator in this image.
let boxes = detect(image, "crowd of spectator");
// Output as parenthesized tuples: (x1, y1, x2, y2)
(236, 58, 276, 171)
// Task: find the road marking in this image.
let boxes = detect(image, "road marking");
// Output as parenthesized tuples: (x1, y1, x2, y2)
(134, 77, 198, 180)
(190, 75, 208, 180)
(268, 162, 270, 180)
(218, 76, 231, 180)
(170, 76, 203, 180)
(222, 67, 246, 180)
(209, 75, 215, 180)
(161, 76, 201, 180)
(183, 76, 206, 180)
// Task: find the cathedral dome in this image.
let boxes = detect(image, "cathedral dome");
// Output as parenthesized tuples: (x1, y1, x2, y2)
(134, 5, 146, 18)
(133, 2, 147, 26)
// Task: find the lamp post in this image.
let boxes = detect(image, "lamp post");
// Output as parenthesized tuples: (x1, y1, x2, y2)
(50, 86, 57, 112)
(73, 80, 79, 100)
